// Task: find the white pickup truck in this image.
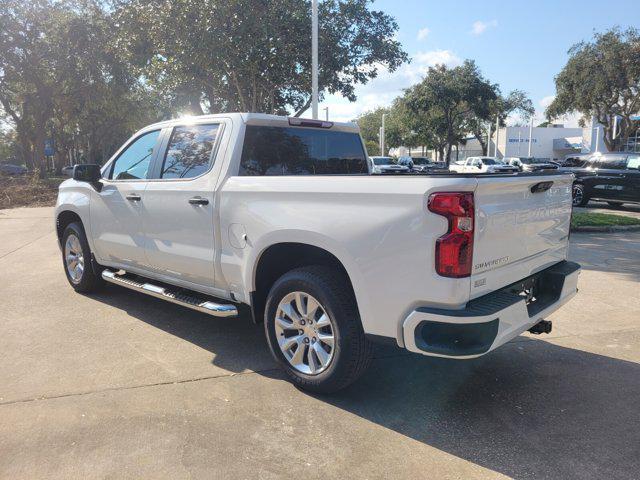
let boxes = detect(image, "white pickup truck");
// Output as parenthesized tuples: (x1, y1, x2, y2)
(55, 113, 580, 393)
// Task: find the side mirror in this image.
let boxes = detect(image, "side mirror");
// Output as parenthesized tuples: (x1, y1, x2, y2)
(73, 164, 102, 190)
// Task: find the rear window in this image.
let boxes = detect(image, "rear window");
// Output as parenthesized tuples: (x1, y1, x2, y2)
(239, 126, 367, 176)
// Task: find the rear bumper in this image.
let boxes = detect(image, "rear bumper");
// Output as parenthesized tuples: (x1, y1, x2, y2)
(402, 261, 581, 359)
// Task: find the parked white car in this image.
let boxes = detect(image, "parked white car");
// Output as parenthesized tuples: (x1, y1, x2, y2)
(450, 156, 519, 174)
(369, 156, 409, 174)
(55, 113, 580, 393)
(504, 157, 559, 172)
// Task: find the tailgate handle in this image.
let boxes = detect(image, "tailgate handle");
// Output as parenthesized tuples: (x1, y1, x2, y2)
(531, 181, 553, 193)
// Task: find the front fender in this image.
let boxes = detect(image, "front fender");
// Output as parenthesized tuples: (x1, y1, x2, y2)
(55, 180, 94, 251)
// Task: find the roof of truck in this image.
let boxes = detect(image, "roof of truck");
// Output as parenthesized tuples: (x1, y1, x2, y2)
(143, 113, 360, 133)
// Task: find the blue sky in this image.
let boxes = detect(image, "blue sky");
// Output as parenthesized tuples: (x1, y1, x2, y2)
(320, 0, 640, 124)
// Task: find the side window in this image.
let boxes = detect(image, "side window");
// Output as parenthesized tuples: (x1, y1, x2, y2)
(110, 130, 160, 180)
(626, 156, 640, 169)
(597, 156, 627, 170)
(160, 124, 220, 179)
(564, 157, 587, 168)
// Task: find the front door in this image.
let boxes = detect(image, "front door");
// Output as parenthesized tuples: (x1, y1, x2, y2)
(90, 129, 162, 268)
(141, 121, 225, 289)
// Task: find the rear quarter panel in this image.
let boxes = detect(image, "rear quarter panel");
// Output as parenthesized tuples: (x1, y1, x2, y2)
(218, 175, 478, 343)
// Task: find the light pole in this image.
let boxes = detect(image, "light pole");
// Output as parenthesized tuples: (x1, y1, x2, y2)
(517, 130, 522, 156)
(311, 0, 319, 119)
(494, 115, 500, 157)
(527, 117, 533, 157)
(322, 106, 329, 121)
(380, 113, 386, 156)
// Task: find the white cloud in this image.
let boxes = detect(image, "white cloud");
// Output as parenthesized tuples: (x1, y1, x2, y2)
(317, 50, 462, 122)
(539, 95, 555, 109)
(416, 27, 430, 40)
(470, 19, 498, 35)
(515, 94, 582, 128)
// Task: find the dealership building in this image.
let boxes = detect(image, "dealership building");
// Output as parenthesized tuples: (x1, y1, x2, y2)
(493, 125, 585, 161)
(393, 120, 615, 161)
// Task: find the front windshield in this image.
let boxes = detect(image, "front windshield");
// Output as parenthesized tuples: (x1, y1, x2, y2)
(523, 158, 548, 164)
(482, 158, 498, 165)
(373, 157, 393, 165)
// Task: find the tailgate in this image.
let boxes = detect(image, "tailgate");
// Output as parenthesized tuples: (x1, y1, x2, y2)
(470, 173, 573, 299)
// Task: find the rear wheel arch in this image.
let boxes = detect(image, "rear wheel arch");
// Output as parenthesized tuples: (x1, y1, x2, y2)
(251, 242, 358, 325)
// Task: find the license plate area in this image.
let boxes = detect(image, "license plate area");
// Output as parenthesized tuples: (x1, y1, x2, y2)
(502, 264, 568, 318)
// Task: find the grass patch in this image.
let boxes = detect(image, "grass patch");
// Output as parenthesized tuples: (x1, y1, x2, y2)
(0, 175, 64, 209)
(571, 212, 640, 228)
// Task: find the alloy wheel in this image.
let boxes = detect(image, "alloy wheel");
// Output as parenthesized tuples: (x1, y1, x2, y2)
(572, 185, 583, 206)
(274, 291, 335, 375)
(64, 234, 84, 284)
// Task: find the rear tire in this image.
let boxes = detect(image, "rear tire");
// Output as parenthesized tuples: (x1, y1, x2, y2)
(62, 222, 103, 293)
(264, 266, 373, 394)
(572, 183, 589, 207)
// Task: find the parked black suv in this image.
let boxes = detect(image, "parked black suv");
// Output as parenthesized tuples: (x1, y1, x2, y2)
(561, 153, 640, 207)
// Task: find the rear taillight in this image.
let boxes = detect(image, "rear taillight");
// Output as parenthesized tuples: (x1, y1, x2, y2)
(428, 192, 474, 278)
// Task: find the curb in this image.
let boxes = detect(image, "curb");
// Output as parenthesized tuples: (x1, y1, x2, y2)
(571, 224, 640, 233)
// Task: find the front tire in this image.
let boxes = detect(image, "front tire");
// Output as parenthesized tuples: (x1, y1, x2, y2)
(264, 266, 373, 394)
(62, 222, 103, 293)
(572, 183, 589, 207)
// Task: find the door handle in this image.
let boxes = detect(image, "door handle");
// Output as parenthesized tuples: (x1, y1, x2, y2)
(188, 196, 209, 206)
(126, 193, 141, 201)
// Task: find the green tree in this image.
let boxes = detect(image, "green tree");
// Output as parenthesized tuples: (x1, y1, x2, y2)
(0, 0, 167, 176)
(0, 128, 18, 163)
(355, 103, 411, 156)
(355, 107, 388, 155)
(546, 27, 640, 151)
(115, 0, 408, 116)
(0, 0, 61, 176)
(404, 60, 497, 165)
(468, 89, 534, 155)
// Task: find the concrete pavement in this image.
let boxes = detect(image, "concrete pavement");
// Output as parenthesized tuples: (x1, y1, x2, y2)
(1, 207, 639, 479)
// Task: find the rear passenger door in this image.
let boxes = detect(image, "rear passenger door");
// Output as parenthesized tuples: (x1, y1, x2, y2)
(141, 120, 228, 290)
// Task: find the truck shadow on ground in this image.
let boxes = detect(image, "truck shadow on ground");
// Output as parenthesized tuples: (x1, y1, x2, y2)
(329, 339, 640, 480)
(93, 285, 639, 480)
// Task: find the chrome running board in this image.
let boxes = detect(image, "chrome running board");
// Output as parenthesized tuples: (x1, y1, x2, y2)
(101, 269, 238, 318)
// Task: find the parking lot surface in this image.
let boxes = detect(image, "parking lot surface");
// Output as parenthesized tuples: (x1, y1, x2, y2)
(1, 206, 639, 479)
